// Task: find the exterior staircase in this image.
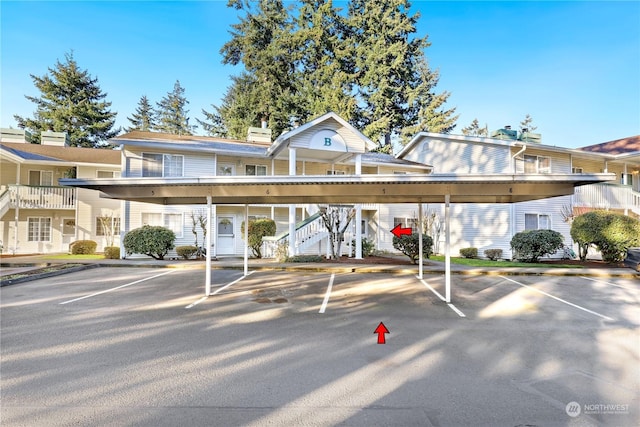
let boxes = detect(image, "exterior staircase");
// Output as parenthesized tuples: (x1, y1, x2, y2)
(262, 212, 329, 258)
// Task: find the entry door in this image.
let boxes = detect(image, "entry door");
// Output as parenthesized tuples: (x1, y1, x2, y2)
(61, 218, 76, 252)
(216, 216, 235, 255)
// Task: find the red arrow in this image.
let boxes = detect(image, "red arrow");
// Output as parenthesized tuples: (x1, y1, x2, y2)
(374, 322, 390, 344)
(391, 224, 412, 238)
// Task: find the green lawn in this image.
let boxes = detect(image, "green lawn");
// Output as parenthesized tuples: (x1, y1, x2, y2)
(36, 254, 106, 260)
(430, 255, 581, 269)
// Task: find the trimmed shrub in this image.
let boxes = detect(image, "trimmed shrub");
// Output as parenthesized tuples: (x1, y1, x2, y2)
(510, 229, 564, 262)
(241, 218, 277, 258)
(123, 225, 176, 260)
(176, 245, 198, 260)
(459, 247, 478, 259)
(351, 237, 375, 257)
(484, 248, 503, 261)
(70, 240, 97, 255)
(103, 246, 120, 259)
(286, 255, 324, 263)
(571, 210, 640, 263)
(392, 233, 433, 264)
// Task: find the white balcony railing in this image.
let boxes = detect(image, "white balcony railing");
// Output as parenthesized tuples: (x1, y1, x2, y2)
(7, 185, 77, 210)
(573, 183, 639, 216)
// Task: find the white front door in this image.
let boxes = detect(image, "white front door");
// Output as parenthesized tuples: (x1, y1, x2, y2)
(61, 217, 75, 252)
(216, 216, 235, 255)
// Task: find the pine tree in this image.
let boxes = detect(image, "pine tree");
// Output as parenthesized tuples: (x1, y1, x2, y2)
(126, 95, 156, 132)
(519, 113, 537, 133)
(155, 80, 195, 135)
(220, 0, 299, 137)
(461, 118, 488, 137)
(14, 51, 118, 148)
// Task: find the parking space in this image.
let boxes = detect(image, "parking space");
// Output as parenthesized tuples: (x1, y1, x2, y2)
(1, 267, 638, 426)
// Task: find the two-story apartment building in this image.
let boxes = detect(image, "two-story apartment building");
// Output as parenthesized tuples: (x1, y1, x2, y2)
(0, 129, 121, 254)
(398, 131, 639, 259)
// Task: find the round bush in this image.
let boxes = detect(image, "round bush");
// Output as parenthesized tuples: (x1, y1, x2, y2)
(241, 218, 276, 258)
(70, 240, 97, 255)
(176, 245, 198, 260)
(103, 246, 120, 259)
(510, 229, 564, 262)
(392, 233, 433, 264)
(459, 247, 478, 259)
(571, 210, 640, 263)
(123, 225, 176, 260)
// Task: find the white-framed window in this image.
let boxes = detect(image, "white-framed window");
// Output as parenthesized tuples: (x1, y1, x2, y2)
(517, 155, 551, 174)
(142, 153, 183, 177)
(218, 164, 235, 176)
(96, 170, 121, 178)
(393, 217, 417, 233)
(572, 167, 583, 174)
(327, 170, 346, 175)
(28, 170, 53, 186)
(141, 212, 182, 237)
(524, 213, 551, 230)
(96, 217, 121, 236)
(245, 164, 267, 176)
(27, 217, 51, 242)
(62, 218, 76, 236)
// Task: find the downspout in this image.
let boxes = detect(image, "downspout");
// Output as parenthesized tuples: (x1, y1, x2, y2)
(510, 144, 526, 259)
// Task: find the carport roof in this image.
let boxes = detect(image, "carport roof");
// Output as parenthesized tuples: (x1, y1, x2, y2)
(60, 172, 616, 205)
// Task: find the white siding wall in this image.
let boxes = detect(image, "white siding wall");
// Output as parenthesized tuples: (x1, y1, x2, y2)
(403, 138, 512, 173)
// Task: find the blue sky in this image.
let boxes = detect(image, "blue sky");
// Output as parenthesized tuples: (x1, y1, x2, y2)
(1, 1, 638, 149)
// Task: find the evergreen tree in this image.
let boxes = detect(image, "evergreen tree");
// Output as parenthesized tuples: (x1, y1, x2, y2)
(155, 80, 195, 135)
(126, 95, 156, 132)
(220, 0, 299, 138)
(519, 113, 537, 133)
(14, 51, 118, 148)
(461, 118, 489, 137)
(294, 0, 357, 121)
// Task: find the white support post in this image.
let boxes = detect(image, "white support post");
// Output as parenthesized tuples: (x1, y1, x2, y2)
(289, 205, 296, 257)
(355, 205, 362, 259)
(445, 194, 451, 303)
(244, 204, 249, 276)
(418, 203, 423, 279)
(212, 205, 217, 258)
(205, 196, 212, 296)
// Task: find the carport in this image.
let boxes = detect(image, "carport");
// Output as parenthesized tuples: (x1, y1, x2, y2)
(61, 172, 615, 302)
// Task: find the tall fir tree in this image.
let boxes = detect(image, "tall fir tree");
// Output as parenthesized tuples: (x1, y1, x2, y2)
(155, 80, 195, 135)
(14, 51, 118, 148)
(220, 0, 299, 137)
(126, 95, 156, 132)
(461, 118, 488, 137)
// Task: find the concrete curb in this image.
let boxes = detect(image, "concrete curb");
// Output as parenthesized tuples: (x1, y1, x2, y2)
(0, 264, 100, 287)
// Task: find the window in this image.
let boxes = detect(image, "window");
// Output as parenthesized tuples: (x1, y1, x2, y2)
(142, 153, 183, 177)
(393, 217, 417, 233)
(27, 217, 51, 242)
(245, 164, 267, 176)
(97, 170, 120, 178)
(96, 217, 121, 236)
(62, 219, 76, 236)
(218, 164, 234, 176)
(517, 155, 551, 174)
(28, 170, 53, 186)
(327, 170, 346, 175)
(141, 212, 182, 237)
(164, 213, 183, 237)
(572, 167, 583, 174)
(525, 213, 550, 230)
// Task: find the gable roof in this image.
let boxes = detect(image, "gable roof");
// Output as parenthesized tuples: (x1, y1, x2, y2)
(0, 142, 121, 165)
(578, 135, 640, 155)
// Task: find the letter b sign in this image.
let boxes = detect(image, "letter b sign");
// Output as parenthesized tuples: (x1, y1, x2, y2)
(324, 137, 332, 146)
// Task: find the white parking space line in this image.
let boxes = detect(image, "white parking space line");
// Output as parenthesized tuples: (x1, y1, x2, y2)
(59, 270, 176, 305)
(580, 276, 638, 291)
(185, 271, 256, 308)
(416, 276, 465, 317)
(319, 273, 335, 314)
(499, 275, 615, 321)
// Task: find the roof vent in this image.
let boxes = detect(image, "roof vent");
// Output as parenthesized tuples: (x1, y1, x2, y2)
(490, 127, 518, 140)
(247, 126, 272, 143)
(0, 128, 32, 143)
(41, 130, 70, 146)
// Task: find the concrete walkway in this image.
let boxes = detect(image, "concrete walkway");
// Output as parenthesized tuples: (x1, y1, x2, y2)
(1, 254, 638, 281)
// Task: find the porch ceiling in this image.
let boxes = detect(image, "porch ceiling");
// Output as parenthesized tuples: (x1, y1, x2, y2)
(59, 173, 616, 205)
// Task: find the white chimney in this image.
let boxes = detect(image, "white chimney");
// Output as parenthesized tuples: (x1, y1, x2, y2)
(41, 130, 69, 146)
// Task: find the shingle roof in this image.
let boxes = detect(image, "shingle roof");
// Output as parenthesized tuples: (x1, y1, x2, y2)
(0, 142, 121, 164)
(579, 136, 640, 155)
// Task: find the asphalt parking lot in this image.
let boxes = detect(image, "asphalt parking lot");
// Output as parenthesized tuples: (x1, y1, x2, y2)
(1, 267, 638, 426)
